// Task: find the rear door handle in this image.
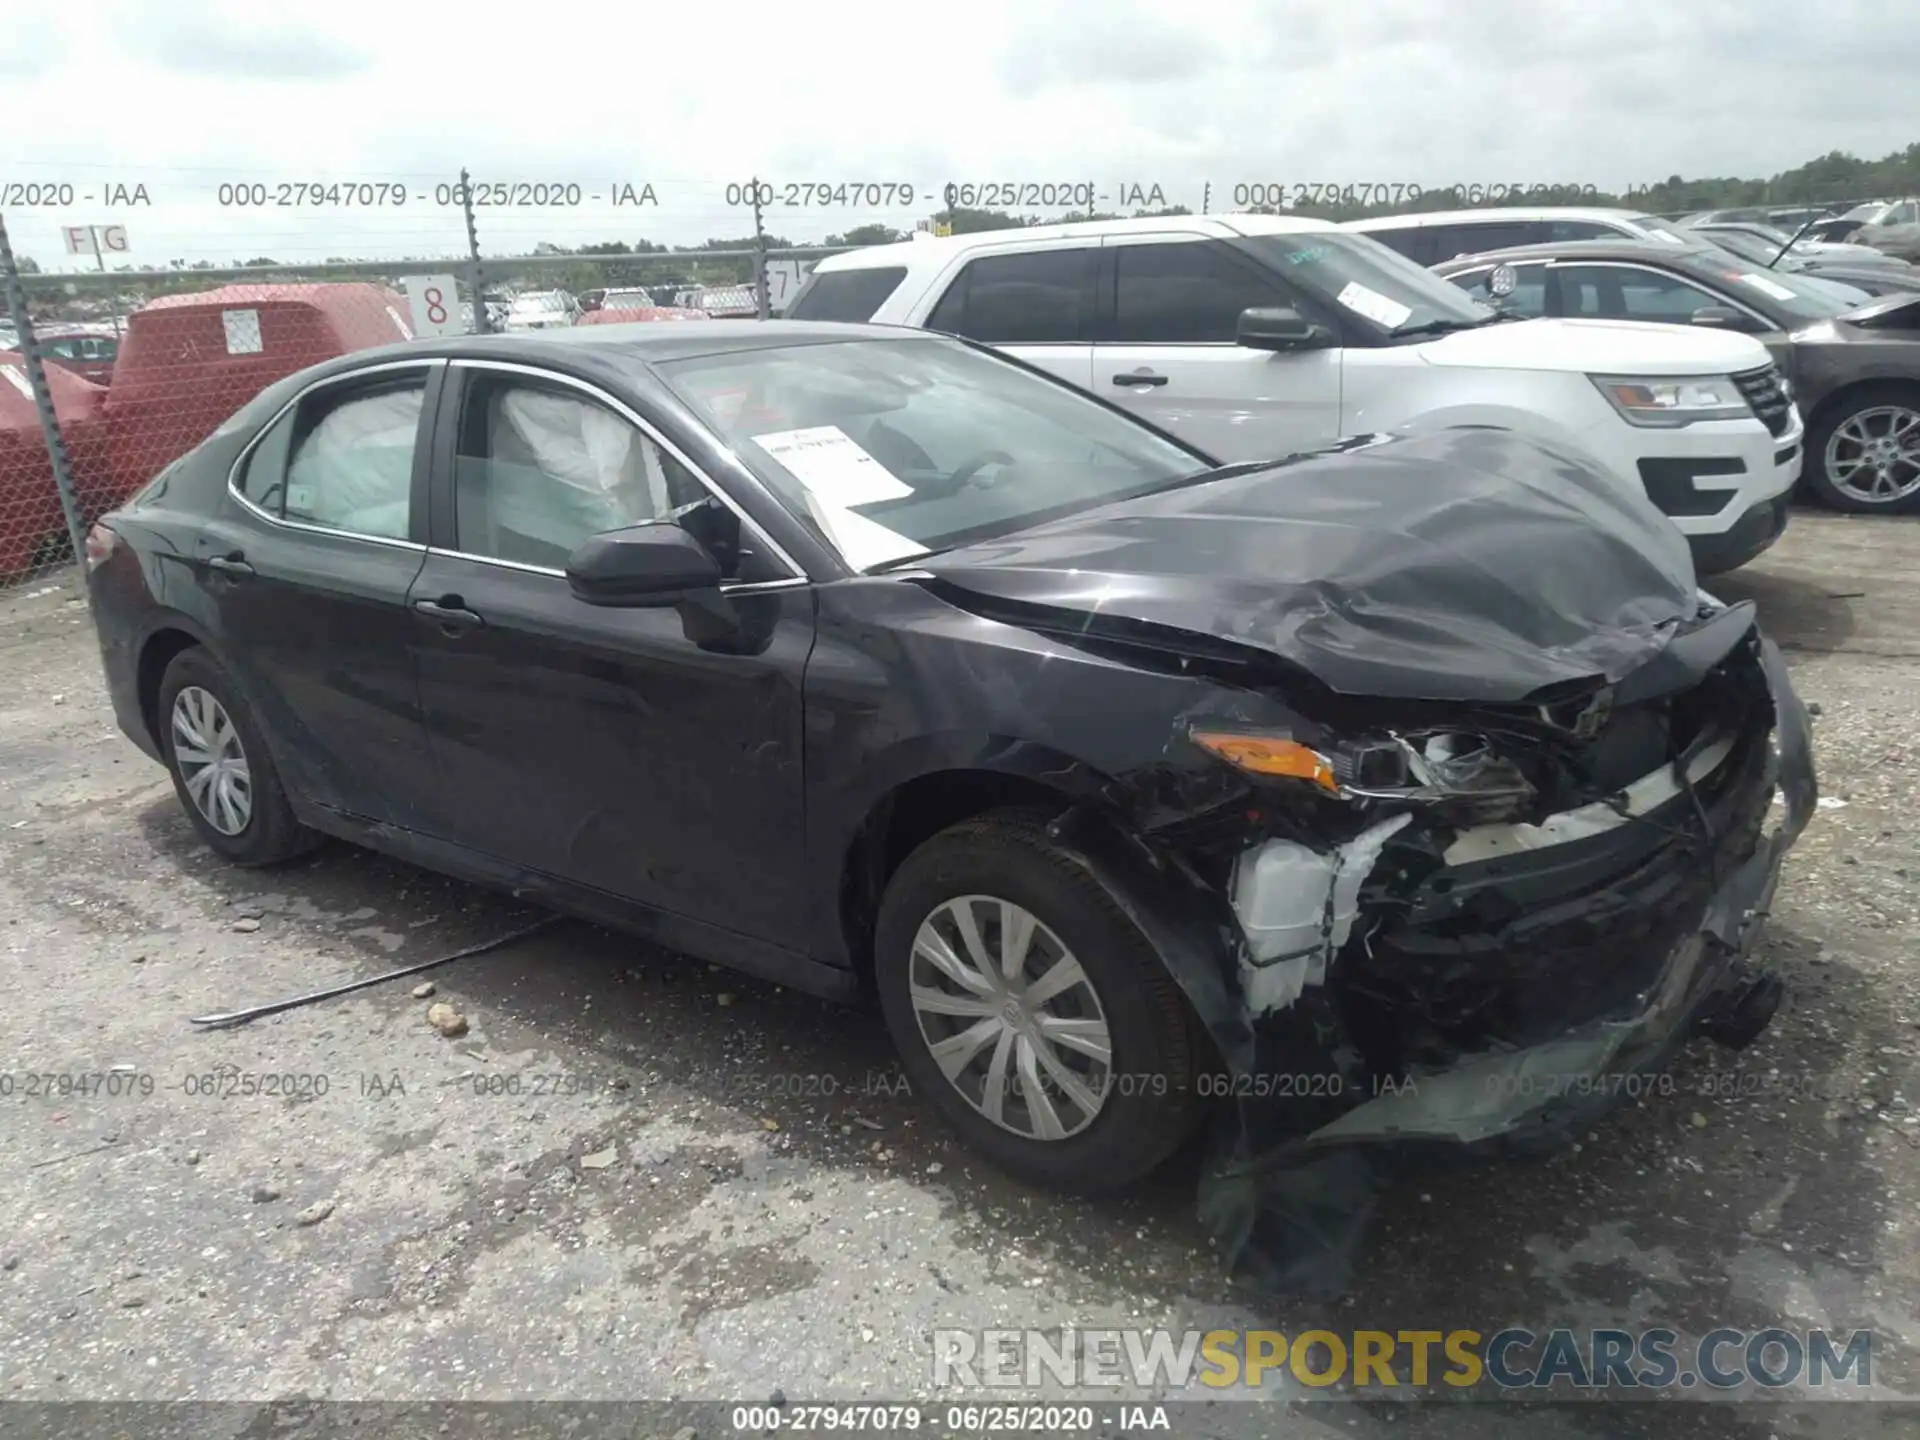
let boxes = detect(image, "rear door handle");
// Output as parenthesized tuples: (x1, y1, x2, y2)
(1111, 371, 1169, 388)
(205, 555, 254, 579)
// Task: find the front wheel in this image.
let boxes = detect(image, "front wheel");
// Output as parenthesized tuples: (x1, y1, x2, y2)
(873, 809, 1203, 1194)
(157, 647, 319, 866)
(1804, 385, 1920, 513)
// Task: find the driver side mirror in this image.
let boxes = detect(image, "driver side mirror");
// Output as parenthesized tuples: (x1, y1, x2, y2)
(1690, 305, 1760, 332)
(566, 522, 722, 607)
(1237, 306, 1336, 352)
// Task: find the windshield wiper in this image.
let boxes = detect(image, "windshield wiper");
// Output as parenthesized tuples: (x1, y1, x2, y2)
(864, 546, 949, 574)
(1388, 314, 1509, 338)
(1174, 459, 1287, 483)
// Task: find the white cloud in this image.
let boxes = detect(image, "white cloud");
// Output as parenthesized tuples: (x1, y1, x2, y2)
(1, 0, 1914, 268)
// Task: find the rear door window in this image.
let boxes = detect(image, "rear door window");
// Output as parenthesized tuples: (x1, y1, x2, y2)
(786, 266, 909, 322)
(1358, 226, 1429, 264)
(281, 379, 426, 540)
(1428, 221, 1546, 259)
(922, 248, 1096, 343)
(1447, 262, 1551, 316)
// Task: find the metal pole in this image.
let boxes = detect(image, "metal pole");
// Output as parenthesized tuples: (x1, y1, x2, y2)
(1202, 181, 1211, 216)
(460, 168, 489, 334)
(751, 178, 771, 320)
(0, 212, 90, 572)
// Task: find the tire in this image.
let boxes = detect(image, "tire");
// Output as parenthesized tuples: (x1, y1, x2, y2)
(156, 647, 319, 866)
(1803, 383, 1920, 514)
(873, 807, 1203, 1194)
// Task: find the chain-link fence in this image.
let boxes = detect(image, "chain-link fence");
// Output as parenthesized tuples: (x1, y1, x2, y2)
(2, 164, 1913, 588)
(0, 175, 869, 586)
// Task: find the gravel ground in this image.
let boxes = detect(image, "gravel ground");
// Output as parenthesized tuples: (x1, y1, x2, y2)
(1, 511, 1917, 1438)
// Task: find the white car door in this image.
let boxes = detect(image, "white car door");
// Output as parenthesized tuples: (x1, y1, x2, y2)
(1094, 233, 1342, 463)
(915, 240, 1096, 392)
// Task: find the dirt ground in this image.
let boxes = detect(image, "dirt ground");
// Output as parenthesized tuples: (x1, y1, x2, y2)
(1, 510, 1916, 1439)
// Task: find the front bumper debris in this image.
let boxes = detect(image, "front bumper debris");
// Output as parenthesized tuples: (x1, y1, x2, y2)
(1055, 631, 1817, 1295)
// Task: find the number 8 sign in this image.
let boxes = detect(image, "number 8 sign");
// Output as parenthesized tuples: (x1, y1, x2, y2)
(403, 274, 466, 337)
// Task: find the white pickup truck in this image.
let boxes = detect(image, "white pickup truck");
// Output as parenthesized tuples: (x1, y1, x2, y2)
(789, 213, 1804, 574)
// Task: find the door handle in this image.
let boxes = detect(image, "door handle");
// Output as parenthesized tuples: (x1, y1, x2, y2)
(205, 555, 254, 579)
(1111, 371, 1169, 388)
(413, 597, 485, 632)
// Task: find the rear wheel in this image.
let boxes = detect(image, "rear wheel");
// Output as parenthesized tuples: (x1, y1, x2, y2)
(157, 648, 318, 866)
(1805, 385, 1920, 513)
(873, 808, 1202, 1193)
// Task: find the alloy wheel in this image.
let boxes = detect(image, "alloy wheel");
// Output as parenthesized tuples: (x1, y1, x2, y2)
(908, 895, 1113, 1141)
(171, 685, 252, 836)
(1826, 404, 1920, 505)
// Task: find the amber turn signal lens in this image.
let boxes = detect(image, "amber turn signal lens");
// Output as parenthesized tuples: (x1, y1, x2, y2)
(1189, 731, 1339, 792)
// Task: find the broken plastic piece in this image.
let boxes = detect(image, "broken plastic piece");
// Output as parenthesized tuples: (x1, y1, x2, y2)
(1229, 813, 1411, 1014)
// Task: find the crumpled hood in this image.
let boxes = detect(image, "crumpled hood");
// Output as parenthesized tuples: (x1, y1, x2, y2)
(915, 429, 1700, 704)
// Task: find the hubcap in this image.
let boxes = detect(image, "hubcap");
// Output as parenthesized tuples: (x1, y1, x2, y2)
(1826, 404, 1920, 504)
(170, 686, 252, 836)
(908, 895, 1113, 1141)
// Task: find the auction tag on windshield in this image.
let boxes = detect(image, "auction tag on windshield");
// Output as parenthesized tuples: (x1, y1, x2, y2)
(1335, 281, 1412, 329)
(1737, 273, 1799, 302)
(753, 425, 912, 505)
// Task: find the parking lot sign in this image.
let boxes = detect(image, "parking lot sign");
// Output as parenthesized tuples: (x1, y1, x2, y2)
(403, 274, 465, 337)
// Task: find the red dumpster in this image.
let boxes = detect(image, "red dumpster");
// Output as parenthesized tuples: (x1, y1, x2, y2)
(0, 352, 107, 581)
(88, 283, 413, 512)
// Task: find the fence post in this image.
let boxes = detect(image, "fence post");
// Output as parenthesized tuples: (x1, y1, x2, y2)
(751, 178, 771, 320)
(0, 212, 90, 573)
(458, 168, 490, 335)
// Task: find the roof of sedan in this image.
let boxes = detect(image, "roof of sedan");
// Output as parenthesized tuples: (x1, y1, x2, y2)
(362, 319, 932, 367)
(1431, 238, 1726, 268)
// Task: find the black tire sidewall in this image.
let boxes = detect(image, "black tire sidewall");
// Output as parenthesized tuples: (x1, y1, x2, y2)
(156, 648, 309, 866)
(1806, 385, 1920, 514)
(873, 814, 1199, 1194)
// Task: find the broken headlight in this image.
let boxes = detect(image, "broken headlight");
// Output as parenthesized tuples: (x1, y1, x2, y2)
(1332, 732, 1535, 810)
(1192, 727, 1536, 817)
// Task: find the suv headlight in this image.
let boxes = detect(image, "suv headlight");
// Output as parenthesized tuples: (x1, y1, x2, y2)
(1589, 373, 1751, 427)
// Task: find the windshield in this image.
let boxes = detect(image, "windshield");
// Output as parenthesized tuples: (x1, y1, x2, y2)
(1233, 231, 1496, 334)
(658, 337, 1207, 570)
(514, 293, 566, 311)
(1683, 256, 1859, 321)
(1695, 228, 1784, 266)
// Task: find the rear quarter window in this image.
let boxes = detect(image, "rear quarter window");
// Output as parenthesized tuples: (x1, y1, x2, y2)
(786, 266, 909, 322)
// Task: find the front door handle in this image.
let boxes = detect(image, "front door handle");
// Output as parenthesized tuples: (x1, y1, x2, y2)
(1111, 371, 1169, 388)
(413, 597, 485, 633)
(205, 554, 254, 579)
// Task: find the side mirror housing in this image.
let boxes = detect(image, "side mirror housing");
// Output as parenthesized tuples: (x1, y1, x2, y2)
(566, 522, 722, 607)
(1690, 305, 1758, 332)
(1237, 306, 1337, 351)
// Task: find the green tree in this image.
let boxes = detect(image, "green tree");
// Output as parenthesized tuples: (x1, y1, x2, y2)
(824, 223, 905, 247)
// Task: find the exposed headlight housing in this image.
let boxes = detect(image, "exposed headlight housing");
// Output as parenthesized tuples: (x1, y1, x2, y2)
(1589, 373, 1751, 427)
(1190, 727, 1537, 817)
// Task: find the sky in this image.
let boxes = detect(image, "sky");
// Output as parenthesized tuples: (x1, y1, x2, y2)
(3, 0, 1916, 272)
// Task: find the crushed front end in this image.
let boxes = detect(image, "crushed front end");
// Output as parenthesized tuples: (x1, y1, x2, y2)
(1051, 598, 1815, 1291)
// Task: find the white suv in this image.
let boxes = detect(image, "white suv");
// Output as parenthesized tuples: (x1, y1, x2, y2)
(792, 214, 1803, 574)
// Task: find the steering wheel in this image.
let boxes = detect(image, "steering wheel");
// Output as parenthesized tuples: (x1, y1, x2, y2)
(917, 448, 1016, 498)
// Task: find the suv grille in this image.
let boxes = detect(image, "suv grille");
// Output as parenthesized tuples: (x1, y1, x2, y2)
(1732, 364, 1793, 438)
